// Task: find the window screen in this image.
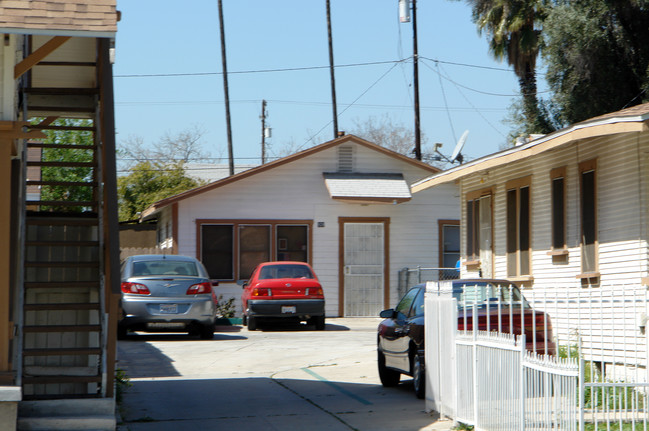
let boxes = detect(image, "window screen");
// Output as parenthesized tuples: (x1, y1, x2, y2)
(201, 225, 234, 279)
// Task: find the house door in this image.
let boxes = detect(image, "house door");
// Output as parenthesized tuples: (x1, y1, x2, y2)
(341, 221, 387, 316)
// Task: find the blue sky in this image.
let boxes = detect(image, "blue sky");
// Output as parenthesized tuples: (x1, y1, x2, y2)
(113, 1, 537, 167)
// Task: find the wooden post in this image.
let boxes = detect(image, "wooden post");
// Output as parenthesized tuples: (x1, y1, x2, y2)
(0, 138, 11, 377)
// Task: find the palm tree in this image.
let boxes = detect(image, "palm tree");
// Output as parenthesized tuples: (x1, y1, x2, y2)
(468, 0, 553, 134)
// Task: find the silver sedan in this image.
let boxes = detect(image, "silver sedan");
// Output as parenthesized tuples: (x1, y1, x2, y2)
(119, 254, 218, 339)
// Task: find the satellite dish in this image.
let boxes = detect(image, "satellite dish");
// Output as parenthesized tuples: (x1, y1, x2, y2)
(451, 130, 469, 164)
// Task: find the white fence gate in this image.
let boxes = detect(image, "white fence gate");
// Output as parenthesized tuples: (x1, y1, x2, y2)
(424, 281, 648, 430)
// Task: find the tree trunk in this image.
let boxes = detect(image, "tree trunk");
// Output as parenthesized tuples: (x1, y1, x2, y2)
(519, 63, 553, 135)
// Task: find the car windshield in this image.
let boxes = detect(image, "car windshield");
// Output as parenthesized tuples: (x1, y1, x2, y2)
(258, 264, 313, 280)
(131, 260, 199, 277)
(452, 282, 530, 309)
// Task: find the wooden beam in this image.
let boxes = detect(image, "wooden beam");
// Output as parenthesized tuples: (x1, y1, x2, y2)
(14, 36, 71, 79)
(35, 117, 59, 128)
(0, 121, 46, 156)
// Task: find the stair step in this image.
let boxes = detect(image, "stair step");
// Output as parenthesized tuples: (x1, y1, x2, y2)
(25, 261, 99, 268)
(23, 325, 101, 333)
(26, 200, 97, 207)
(24, 303, 99, 311)
(24, 281, 99, 289)
(22, 394, 100, 401)
(24, 281, 100, 289)
(26, 180, 98, 187)
(22, 375, 102, 385)
(19, 399, 114, 417)
(26, 142, 95, 150)
(23, 348, 101, 357)
(17, 415, 115, 431)
(26, 240, 99, 247)
(27, 161, 95, 168)
(26, 216, 99, 226)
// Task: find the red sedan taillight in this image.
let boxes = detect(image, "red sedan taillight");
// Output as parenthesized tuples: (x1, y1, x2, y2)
(186, 282, 212, 295)
(252, 287, 272, 297)
(306, 286, 324, 297)
(121, 282, 151, 295)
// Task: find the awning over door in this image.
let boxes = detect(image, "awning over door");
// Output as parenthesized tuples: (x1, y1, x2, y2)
(323, 172, 411, 204)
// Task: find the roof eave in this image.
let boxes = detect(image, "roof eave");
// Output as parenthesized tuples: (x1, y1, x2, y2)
(412, 116, 649, 193)
(140, 134, 439, 217)
(0, 27, 116, 38)
(331, 196, 411, 204)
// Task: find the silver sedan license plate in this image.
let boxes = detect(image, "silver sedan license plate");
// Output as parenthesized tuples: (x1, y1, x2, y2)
(281, 305, 296, 314)
(160, 303, 178, 314)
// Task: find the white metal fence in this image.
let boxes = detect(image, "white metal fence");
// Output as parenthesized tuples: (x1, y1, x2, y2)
(424, 281, 649, 430)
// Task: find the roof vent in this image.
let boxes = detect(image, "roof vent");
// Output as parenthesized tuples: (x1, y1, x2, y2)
(337, 146, 354, 172)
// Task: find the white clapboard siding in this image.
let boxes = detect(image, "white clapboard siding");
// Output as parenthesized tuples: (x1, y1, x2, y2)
(457, 129, 649, 367)
(159, 141, 459, 317)
(460, 131, 649, 289)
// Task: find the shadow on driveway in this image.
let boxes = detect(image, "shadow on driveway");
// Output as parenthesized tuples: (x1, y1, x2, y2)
(118, 377, 448, 431)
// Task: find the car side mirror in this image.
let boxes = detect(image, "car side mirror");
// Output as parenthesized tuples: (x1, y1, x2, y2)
(242, 282, 248, 289)
(211, 280, 219, 287)
(379, 309, 395, 319)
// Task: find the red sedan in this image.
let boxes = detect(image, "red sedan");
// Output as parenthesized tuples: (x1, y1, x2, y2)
(241, 261, 325, 331)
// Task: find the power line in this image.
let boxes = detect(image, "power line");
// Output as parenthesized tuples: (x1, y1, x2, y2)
(115, 98, 507, 112)
(432, 62, 508, 139)
(422, 57, 551, 97)
(114, 57, 514, 79)
(294, 62, 402, 152)
(421, 56, 512, 72)
(114, 59, 407, 78)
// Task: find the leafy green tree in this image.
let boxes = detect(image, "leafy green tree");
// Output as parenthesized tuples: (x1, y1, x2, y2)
(38, 119, 94, 211)
(461, 0, 554, 135)
(542, 0, 649, 125)
(117, 161, 203, 222)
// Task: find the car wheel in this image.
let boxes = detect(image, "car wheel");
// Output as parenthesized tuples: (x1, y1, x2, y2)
(312, 316, 325, 330)
(413, 352, 425, 399)
(248, 315, 257, 331)
(242, 314, 247, 326)
(199, 323, 214, 340)
(378, 350, 400, 387)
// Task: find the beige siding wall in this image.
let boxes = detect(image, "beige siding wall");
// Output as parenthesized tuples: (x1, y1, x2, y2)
(459, 132, 649, 289)
(170, 143, 459, 316)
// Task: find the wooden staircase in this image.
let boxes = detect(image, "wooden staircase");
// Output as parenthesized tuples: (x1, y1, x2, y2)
(21, 134, 106, 401)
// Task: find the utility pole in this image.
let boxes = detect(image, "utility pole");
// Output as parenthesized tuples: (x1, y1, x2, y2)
(260, 100, 267, 164)
(218, 0, 235, 176)
(326, 0, 339, 138)
(412, 0, 422, 161)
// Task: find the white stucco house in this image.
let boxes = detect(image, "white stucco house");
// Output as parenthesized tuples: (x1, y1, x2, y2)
(141, 134, 460, 317)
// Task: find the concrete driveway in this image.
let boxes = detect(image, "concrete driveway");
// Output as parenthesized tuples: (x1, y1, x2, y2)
(116, 318, 454, 431)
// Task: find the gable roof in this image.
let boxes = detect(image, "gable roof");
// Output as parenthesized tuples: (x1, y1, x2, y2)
(141, 134, 440, 220)
(0, 0, 118, 37)
(412, 103, 649, 193)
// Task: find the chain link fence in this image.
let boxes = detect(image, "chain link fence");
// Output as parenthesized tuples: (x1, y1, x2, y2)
(397, 266, 459, 298)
